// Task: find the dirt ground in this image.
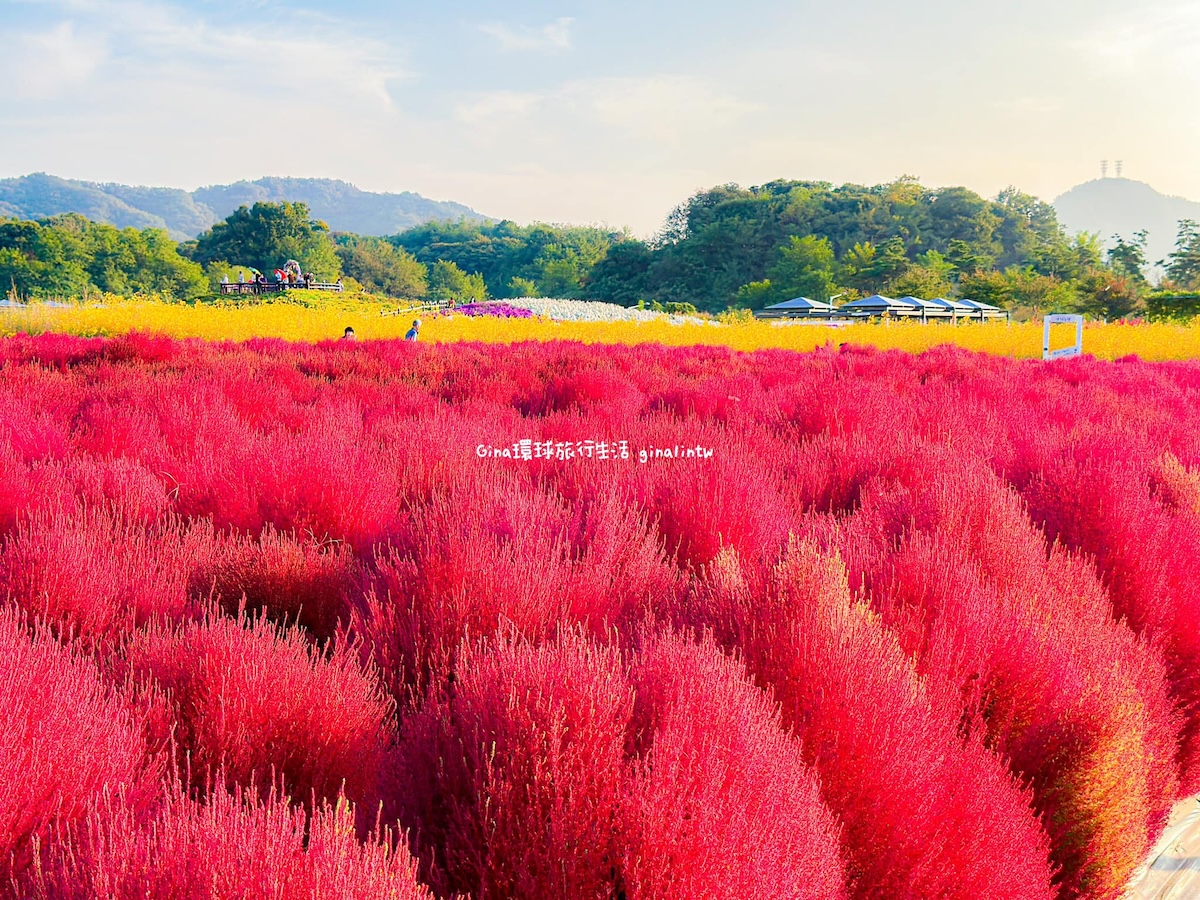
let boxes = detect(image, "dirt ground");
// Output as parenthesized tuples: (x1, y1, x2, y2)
(1126, 797, 1200, 899)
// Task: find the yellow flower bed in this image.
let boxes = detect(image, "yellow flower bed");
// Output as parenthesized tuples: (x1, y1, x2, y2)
(4, 298, 1200, 361)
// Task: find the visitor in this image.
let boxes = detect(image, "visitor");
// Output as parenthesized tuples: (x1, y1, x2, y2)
(238, 270, 246, 285)
(341, 327, 357, 342)
(405, 319, 421, 342)
(220, 274, 229, 285)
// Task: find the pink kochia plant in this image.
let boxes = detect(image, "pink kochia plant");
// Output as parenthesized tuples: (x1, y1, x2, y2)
(29, 782, 431, 900)
(691, 540, 1058, 900)
(622, 629, 848, 900)
(2, 333, 1200, 898)
(0, 609, 157, 884)
(394, 630, 633, 899)
(123, 611, 395, 827)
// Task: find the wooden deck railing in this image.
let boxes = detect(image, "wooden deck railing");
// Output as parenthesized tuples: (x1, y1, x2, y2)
(380, 300, 453, 316)
(218, 282, 344, 296)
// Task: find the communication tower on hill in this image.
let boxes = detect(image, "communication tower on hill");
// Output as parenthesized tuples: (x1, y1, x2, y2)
(1101, 160, 1109, 178)
(1116, 160, 1124, 178)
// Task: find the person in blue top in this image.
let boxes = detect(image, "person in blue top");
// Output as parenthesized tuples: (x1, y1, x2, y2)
(405, 319, 421, 342)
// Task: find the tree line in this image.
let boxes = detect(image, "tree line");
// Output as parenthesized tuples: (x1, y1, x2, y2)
(4, 178, 1200, 319)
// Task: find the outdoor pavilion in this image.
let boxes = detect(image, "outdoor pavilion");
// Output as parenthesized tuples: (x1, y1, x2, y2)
(754, 296, 839, 319)
(956, 298, 1011, 322)
(838, 294, 916, 319)
(895, 296, 954, 322)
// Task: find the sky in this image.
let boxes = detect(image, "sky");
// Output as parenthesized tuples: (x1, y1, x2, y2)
(1, 0, 1198, 236)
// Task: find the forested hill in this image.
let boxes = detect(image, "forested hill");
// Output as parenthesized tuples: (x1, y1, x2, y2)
(0, 173, 489, 240)
(6, 177, 1199, 319)
(1054, 178, 1200, 268)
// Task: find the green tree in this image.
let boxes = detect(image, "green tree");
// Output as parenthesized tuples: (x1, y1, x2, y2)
(586, 240, 653, 306)
(429, 260, 487, 302)
(1107, 230, 1149, 285)
(191, 202, 342, 280)
(1073, 271, 1141, 320)
(394, 220, 621, 299)
(0, 215, 205, 300)
(945, 239, 989, 277)
(888, 251, 955, 299)
(958, 267, 1073, 314)
(335, 236, 427, 298)
(507, 276, 540, 297)
(116, 227, 207, 298)
(535, 245, 590, 297)
(765, 235, 838, 301)
(0, 220, 87, 297)
(1165, 220, 1200, 289)
(734, 279, 775, 309)
(838, 242, 878, 293)
(872, 236, 911, 287)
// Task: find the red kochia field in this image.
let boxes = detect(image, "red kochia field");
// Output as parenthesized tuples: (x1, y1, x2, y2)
(3, 332, 1200, 900)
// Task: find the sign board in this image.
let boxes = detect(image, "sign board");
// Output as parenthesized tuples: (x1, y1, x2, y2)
(1043, 314, 1084, 361)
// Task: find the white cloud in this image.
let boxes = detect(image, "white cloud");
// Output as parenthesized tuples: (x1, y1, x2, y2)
(2, 21, 109, 100)
(454, 75, 757, 148)
(478, 17, 574, 53)
(563, 75, 758, 142)
(1079, 2, 1200, 78)
(3, 0, 408, 109)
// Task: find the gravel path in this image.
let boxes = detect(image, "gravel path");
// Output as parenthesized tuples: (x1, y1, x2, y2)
(1126, 797, 1200, 899)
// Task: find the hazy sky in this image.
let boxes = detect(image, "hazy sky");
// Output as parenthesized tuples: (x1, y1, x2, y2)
(1, 0, 1197, 235)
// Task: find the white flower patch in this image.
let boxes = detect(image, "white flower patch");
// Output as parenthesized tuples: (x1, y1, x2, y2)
(505, 298, 718, 326)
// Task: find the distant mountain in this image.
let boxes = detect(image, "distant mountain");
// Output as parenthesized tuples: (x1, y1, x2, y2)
(0, 173, 490, 240)
(1053, 178, 1200, 268)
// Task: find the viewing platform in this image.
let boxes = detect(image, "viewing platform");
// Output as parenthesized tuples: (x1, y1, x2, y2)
(219, 281, 344, 296)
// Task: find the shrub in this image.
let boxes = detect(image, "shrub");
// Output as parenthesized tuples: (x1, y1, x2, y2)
(690, 540, 1057, 900)
(0, 609, 156, 884)
(123, 612, 395, 826)
(29, 783, 431, 900)
(0, 506, 210, 647)
(622, 629, 847, 900)
(394, 630, 632, 899)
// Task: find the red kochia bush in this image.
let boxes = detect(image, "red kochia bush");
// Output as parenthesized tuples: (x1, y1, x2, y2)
(825, 465, 1180, 900)
(623, 630, 847, 900)
(353, 468, 675, 709)
(395, 630, 633, 900)
(123, 612, 394, 825)
(0, 506, 209, 647)
(30, 783, 431, 900)
(7, 331, 1200, 899)
(1026, 454, 1200, 793)
(692, 540, 1057, 900)
(198, 525, 361, 640)
(0, 609, 156, 884)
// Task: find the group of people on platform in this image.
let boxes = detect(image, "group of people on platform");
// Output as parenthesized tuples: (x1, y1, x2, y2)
(220, 272, 342, 289)
(219, 261, 342, 291)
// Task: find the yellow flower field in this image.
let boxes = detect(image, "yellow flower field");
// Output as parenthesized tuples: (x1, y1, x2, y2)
(4, 297, 1200, 361)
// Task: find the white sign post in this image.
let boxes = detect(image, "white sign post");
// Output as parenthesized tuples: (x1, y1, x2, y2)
(1043, 314, 1084, 361)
